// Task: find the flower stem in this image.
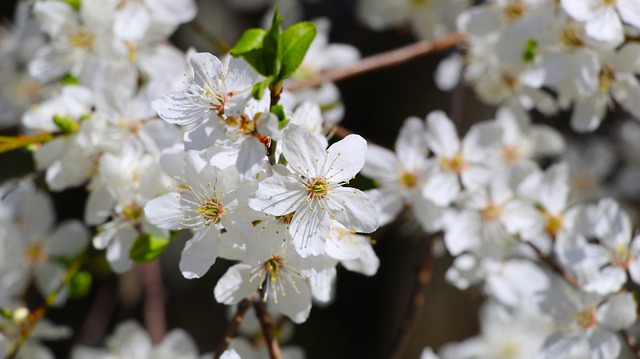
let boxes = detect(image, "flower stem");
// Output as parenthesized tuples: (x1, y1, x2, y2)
(0, 132, 55, 154)
(8, 254, 85, 358)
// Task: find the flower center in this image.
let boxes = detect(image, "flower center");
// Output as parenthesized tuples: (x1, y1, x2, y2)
(599, 66, 615, 94)
(122, 203, 143, 223)
(263, 256, 283, 278)
(502, 145, 519, 163)
(307, 177, 329, 199)
(480, 203, 502, 221)
(504, 2, 525, 22)
(560, 25, 583, 48)
(196, 198, 224, 225)
(545, 214, 563, 236)
(611, 245, 630, 268)
(25, 243, 47, 265)
(441, 154, 467, 174)
(400, 171, 418, 188)
(502, 73, 520, 90)
(574, 310, 597, 330)
(69, 29, 95, 49)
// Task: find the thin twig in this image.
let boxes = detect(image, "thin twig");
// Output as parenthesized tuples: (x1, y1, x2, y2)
(525, 241, 579, 288)
(327, 124, 354, 141)
(253, 300, 283, 359)
(139, 260, 167, 344)
(9, 255, 84, 358)
(288, 32, 463, 92)
(388, 234, 437, 359)
(215, 297, 254, 358)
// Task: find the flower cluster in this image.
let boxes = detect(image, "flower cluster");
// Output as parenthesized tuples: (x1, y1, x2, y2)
(2, 0, 640, 358)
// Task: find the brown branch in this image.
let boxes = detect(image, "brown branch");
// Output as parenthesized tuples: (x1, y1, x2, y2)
(525, 241, 579, 288)
(75, 281, 117, 345)
(620, 330, 640, 358)
(139, 260, 167, 344)
(388, 234, 436, 359)
(253, 300, 283, 359)
(327, 124, 354, 141)
(215, 297, 254, 358)
(288, 32, 463, 92)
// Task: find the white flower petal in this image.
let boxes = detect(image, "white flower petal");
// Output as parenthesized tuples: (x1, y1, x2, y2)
(144, 192, 184, 230)
(584, 6, 624, 45)
(283, 125, 327, 178)
(249, 171, 306, 215)
(48, 220, 89, 257)
(214, 264, 257, 304)
(180, 227, 220, 279)
(425, 111, 459, 157)
(596, 293, 637, 330)
(322, 134, 367, 183)
(327, 187, 378, 233)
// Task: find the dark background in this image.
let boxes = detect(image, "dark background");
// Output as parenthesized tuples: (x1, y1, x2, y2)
(0, 1, 488, 358)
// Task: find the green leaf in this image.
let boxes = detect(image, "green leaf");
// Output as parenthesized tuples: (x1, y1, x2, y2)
(252, 78, 272, 100)
(279, 22, 316, 80)
(69, 270, 92, 299)
(231, 28, 265, 56)
(61, 74, 80, 86)
(262, 8, 283, 77)
(53, 115, 79, 133)
(270, 104, 289, 129)
(523, 38, 538, 63)
(129, 234, 170, 263)
(63, 0, 81, 11)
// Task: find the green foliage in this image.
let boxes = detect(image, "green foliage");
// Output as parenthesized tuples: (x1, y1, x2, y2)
(279, 22, 316, 79)
(523, 38, 538, 63)
(270, 104, 289, 129)
(129, 234, 170, 263)
(252, 77, 273, 100)
(63, 0, 81, 11)
(53, 115, 79, 134)
(230, 7, 316, 83)
(61, 74, 80, 86)
(69, 270, 92, 299)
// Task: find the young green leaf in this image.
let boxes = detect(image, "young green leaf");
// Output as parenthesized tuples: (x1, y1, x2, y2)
(262, 8, 284, 77)
(230, 28, 265, 56)
(129, 234, 170, 263)
(53, 115, 79, 134)
(69, 270, 92, 299)
(279, 22, 316, 80)
(270, 104, 289, 129)
(252, 78, 272, 100)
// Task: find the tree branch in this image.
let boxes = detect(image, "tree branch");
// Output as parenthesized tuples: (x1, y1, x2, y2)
(215, 297, 254, 358)
(253, 300, 283, 359)
(388, 234, 437, 359)
(139, 260, 167, 344)
(288, 32, 463, 92)
(525, 241, 579, 289)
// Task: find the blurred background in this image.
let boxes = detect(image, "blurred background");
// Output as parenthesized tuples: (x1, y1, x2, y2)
(0, 0, 495, 358)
